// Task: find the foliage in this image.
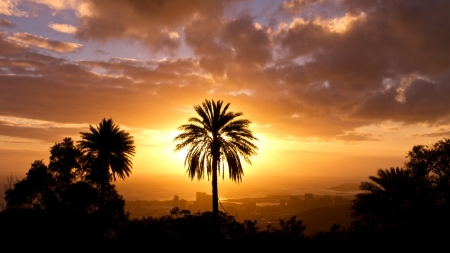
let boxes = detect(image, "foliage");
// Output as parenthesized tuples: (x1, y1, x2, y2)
(352, 167, 412, 226)
(119, 208, 307, 241)
(351, 138, 450, 239)
(79, 118, 136, 184)
(2, 131, 131, 240)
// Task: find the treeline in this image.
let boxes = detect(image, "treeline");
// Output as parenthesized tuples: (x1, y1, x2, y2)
(1, 118, 450, 242)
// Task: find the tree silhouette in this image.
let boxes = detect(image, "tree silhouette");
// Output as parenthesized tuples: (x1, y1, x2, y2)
(352, 167, 412, 224)
(78, 118, 136, 185)
(3, 137, 128, 241)
(174, 100, 258, 218)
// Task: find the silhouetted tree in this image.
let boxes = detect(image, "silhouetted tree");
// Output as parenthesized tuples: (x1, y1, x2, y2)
(352, 167, 412, 229)
(174, 100, 258, 220)
(4, 160, 55, 210)
(3, 135, 129, 241)
(351, 138, 450, 240)
(78, 118, 136, 186)
(405, 138, 450, 233)
(406, 138, 450, 203)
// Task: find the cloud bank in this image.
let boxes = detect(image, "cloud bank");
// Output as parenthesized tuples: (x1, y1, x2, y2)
(1, 0, 450, 144)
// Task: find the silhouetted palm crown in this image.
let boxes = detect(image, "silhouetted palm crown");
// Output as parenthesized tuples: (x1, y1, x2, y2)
(353, 167, 412, 218)
(174, 100, 258, 182)
(78, 118, 135, 182)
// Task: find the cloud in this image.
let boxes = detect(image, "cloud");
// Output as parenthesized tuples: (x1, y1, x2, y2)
(222, 16, 273, 66)
(30, 0, 81, 12)
(7, 32, 82, 53)
(2, 0, 450, 141)
(335, 132, 380, 142)
(0, 18, 15, 28)
(271, 0, 450, 128)
(0, 120, 86, 143)
(412, 131, 450, 138)
(0, 0, 27, 16)
(72, 0, 239, 53)
(281, 0, 323, 16)
(49, 23, 77, 34)
(351, 74, 450, 124)
(94, 49, 109, 55)
(0, 33, 215, 129)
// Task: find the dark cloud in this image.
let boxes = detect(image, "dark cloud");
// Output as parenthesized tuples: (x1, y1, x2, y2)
(0, 18, 15, 28)
(271, 0, 450, 130)
(222, 15, 272, 66)
(75, 0, 240, 53)
(351, 74, 450, 124)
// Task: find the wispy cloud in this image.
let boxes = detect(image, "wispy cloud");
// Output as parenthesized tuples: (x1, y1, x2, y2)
(49, 23, 77, 34)
(412, 131, 450, 138)
(7, 32, 82, 53)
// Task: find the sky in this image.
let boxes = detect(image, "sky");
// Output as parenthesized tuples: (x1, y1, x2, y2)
(1, 0, 450, 199)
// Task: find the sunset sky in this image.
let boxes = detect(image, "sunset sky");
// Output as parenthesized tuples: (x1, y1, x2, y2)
(1, 0, 450, 199)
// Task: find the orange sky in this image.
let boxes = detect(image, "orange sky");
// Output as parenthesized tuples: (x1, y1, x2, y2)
(1, 0, 450, 199)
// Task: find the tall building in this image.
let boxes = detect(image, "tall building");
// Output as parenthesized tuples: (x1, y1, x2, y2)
(173, 195, 179, 208)
(204, 194, 212, 211)
(195, 192, 203, 212)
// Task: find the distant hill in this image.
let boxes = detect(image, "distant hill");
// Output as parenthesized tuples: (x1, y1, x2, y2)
(328, 183, 360, 192)
(297, 204, 353, 235)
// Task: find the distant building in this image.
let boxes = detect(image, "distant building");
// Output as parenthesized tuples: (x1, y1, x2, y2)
(173, 195, 179, 208)
(179, 199, 187, 210)
(187, 203, 195, 211)
(196, 192, 203, 204)
(194, 192, 213, 212)
(203, 194, 212, 211)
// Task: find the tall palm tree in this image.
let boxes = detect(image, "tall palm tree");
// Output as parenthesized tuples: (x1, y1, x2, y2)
(174, 100, 258, 217)
(78, 118, 136, 185)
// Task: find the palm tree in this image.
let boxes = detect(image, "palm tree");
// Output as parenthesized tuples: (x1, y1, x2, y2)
(352, 167, 412, 223)
(174, 100, 258, 217)
(78, 118, 136, 185)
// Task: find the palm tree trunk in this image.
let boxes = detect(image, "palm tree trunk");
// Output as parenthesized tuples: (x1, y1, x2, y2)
(212, 145, 219, 217)
(211, 140, 220, 236)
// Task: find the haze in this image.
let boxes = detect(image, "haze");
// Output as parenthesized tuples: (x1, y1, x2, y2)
(1, 0, 449, 201)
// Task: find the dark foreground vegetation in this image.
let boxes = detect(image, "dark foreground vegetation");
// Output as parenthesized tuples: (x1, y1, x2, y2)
(1, 117, 450, 243)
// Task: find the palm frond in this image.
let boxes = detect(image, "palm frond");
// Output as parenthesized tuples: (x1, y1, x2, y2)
(173, 100, 258, 183)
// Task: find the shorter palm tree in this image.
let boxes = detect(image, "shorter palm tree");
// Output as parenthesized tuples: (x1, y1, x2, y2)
(78, 118, 136, 185)
(352, 167, 412, 224)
